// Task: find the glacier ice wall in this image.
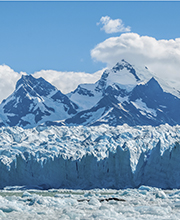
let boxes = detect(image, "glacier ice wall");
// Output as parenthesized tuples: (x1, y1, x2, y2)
(0, 124, 180, 189)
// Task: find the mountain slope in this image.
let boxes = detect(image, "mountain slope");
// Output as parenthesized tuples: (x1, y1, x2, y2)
(68, 59, 145, 111)
(65, 71, 180, 127)
(0, 75, 79, 128)
(0, 60, 180, 128)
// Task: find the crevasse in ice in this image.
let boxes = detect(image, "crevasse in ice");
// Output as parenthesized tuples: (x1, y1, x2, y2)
(0, 124, 180, 189)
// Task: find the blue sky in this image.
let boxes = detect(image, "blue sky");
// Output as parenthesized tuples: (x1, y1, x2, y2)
(0, 1, 180, 74)
(0, 1, 180, 102)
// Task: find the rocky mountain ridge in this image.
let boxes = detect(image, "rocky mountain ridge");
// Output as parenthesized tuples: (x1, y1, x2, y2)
(0, 60, 180, 128)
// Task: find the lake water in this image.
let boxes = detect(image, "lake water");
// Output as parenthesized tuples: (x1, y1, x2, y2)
(0, 186, 180, 219)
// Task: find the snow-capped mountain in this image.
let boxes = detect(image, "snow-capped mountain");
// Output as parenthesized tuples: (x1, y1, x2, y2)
(0, 59, 180, 128)
(0, 75, 78, 128)
(65, 77, 180, 126)
(68, 59, 145, 111)
(65, 60, 180, 126)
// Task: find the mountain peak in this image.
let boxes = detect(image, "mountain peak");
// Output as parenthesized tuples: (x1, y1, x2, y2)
(0, 74, 79, 128)
(16, 74, 33, 89)
(145, 77, 163, 92)
(15, 74, 56, 97)
(95, 60, 141, 93)
(112, 60, 140, 81)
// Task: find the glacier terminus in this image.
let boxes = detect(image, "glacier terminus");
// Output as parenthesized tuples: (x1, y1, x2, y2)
(0, 60, 180, 190)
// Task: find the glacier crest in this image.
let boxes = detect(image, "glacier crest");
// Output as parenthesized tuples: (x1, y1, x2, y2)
(0, 124, 180, 189)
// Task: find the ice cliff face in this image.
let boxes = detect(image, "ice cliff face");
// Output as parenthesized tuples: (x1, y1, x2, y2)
(0, 124, 180, 189)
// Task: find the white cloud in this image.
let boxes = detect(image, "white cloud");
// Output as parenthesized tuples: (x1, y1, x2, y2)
(0, 65, 103, 103)
(0, 65, 24, 103)
(97, 16, 131, 34)
(33, 69, 103, 94)
(91, 33, 180, 90)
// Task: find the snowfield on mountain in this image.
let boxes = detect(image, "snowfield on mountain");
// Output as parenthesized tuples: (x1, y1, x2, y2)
(0, 60, 180, 128)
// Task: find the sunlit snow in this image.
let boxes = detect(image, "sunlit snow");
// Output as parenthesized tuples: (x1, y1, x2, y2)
(131, 99, 157, 117)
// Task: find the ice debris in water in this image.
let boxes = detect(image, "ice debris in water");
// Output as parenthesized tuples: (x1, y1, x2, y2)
(0, 187, 179, 219)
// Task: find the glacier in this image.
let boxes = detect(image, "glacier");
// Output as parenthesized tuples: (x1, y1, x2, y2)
(0, 124, 180, 190)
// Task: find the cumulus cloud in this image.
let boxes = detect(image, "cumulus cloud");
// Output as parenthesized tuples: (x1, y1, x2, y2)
(91, 33, 180, 90)
(97, 16, 131, 34)
(0, 65, 24, 103)
(0, 64, 103, 103)
(33, 69, 103, 94)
